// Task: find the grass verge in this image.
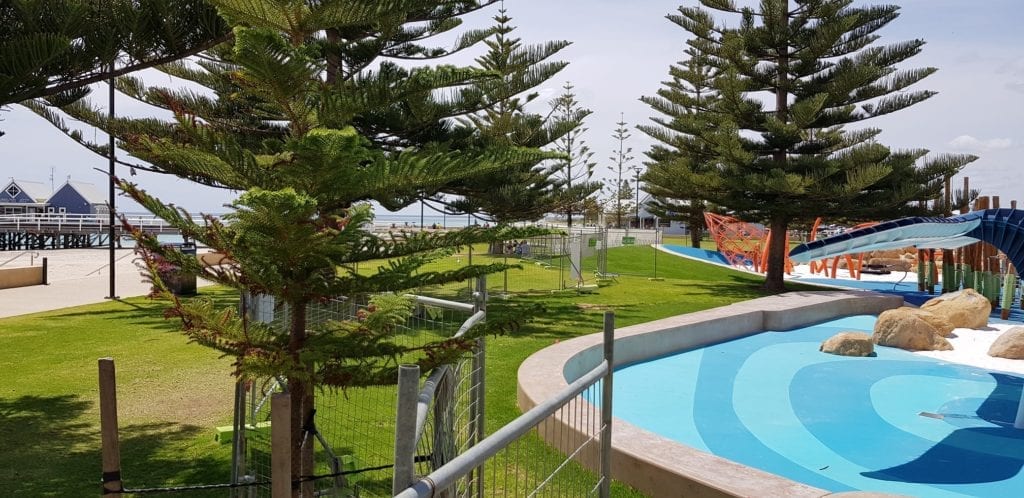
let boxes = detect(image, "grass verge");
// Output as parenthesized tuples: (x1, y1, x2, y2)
(0, 246, 823, 497)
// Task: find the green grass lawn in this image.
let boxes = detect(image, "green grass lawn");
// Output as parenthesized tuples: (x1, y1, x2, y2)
(0, 245, 823, 497)
(0, 289, 239, 497)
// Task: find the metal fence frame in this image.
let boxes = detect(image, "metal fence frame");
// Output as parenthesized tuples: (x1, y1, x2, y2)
(232, 277, 488, 497)
(394, 312, 615, 498)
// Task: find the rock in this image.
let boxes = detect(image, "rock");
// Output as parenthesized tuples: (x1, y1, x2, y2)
(821, 332, 875, 357)
(988, 326, 1024, 359)
(868, 257, 912, 272)
(873, 308, 953, 351)
(914, 308, 955, 337)
(868, 249, 905, 260)
(920, 288, 991, 329)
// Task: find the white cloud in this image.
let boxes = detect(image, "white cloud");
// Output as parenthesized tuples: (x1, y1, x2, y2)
(948, 135, 1014, 151)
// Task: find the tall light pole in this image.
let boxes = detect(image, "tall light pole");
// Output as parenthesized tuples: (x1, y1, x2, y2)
(106, 66, 118, 300)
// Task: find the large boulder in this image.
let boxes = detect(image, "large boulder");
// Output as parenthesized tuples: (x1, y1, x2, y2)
(914, 308, 955, 337)
(873, 307, 953, 351)
(821, 332, 875, 357)
(988, 326, 1024, 359)
(920, 288, 991, 329)
(867, 257, 912, 272)
(868, 249, 906, 260)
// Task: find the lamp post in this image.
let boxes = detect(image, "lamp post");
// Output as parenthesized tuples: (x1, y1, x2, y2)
(106, 67, 118, 299)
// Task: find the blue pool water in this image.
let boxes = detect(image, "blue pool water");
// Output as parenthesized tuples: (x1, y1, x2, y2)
(612, 315, 1024, 497)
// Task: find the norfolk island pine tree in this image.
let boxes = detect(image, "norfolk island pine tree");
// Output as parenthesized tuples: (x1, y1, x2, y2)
(660, 0, 975, 292)
(24, 2, 577, 494)
(639, 13, 722, 249)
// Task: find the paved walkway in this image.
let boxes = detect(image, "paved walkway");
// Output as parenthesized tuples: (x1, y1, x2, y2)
(0, 248, 213, 319)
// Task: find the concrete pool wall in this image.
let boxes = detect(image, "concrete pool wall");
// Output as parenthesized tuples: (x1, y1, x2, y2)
(517, 290, 904, 498)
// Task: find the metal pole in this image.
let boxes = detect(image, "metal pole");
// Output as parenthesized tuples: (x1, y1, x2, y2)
(472, 276, 487, 497)
(230, 381, 246, 495)
(654, 229, 659, 279)
(599, 312, 615, 498)
(99, 358, 122, 498)
(420, 199, 424, 229)
(393, 365, 420, 495)
(107, 72, 117, 299)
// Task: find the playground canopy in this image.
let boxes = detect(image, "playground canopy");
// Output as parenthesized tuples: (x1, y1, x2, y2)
(789, 209, 1024, 273)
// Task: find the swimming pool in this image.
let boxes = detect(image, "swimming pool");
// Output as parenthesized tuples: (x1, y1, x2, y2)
(612, 315, 1024, 497)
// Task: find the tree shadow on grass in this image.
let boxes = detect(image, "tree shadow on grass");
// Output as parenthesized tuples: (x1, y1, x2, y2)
(0, 394, 230, 497)
(44, 290, 241, 331)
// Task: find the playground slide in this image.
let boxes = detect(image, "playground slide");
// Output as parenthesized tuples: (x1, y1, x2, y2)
(789, 209, 1024, 273)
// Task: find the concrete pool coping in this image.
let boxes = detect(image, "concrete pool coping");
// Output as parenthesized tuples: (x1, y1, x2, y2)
(517, 290, 905, 498)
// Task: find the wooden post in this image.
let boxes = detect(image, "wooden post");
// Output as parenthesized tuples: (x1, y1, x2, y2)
(42, 257, 48, 285)
(271, 393, 292, 498)
(98, 358, 122, 497)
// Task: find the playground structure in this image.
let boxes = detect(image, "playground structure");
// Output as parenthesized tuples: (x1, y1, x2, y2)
(703, 212, 793, 274)
(706, 192, 1020, 312)
(791, 196, 1023, 318)
(805, 219, 883, 280)
(705, 210, 924, 281)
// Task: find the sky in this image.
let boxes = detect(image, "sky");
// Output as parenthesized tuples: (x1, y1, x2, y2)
(0, 0, 1021, 217)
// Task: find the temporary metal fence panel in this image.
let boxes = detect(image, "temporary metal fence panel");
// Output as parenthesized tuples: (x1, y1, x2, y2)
(395, 312, 615, 498)
(233, 282, 484, 498)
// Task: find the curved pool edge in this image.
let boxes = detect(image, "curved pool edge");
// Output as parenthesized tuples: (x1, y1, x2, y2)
(517, 290, 905, 498)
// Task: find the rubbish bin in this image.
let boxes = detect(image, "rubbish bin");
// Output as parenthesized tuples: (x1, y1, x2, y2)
(160, 242, 197, 296)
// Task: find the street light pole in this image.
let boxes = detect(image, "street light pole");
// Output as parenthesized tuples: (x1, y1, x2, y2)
(106, 68, 118, 300)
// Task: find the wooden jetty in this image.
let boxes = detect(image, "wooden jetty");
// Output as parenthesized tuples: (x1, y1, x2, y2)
(0, 214, 184, 251)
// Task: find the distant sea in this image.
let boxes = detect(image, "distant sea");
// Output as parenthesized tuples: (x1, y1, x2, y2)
(374, 213, 477, 229)
(113, 213, 484, 249)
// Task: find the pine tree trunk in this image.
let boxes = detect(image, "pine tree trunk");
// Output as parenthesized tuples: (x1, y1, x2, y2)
(287, 302, 314, 498)
(689, 209, 704, 248)
(762, 0, 791, 295)
(763, 216, 789, 293)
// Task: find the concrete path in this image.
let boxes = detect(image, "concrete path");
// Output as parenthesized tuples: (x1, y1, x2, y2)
(0, 248, 213, 319)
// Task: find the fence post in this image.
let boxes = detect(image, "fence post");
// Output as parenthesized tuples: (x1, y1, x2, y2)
(599, 312, 615, 498)
(42, 257, 48, 285)
(230, 381, 247, 496)
(472, 275, 487, 497)
(98, 358, 122, 498)
(271, 393, 291, 498)
(393, 365, 420, 495)
(433, 367, 455, 470)
(653, 229, 659, 280)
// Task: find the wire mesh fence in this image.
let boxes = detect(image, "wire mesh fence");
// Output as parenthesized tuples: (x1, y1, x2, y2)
(233, 288, 481, 498)
(395, 312, 615, 498)
(403, 229, 667, 298)
(470, 381, 607, 497)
